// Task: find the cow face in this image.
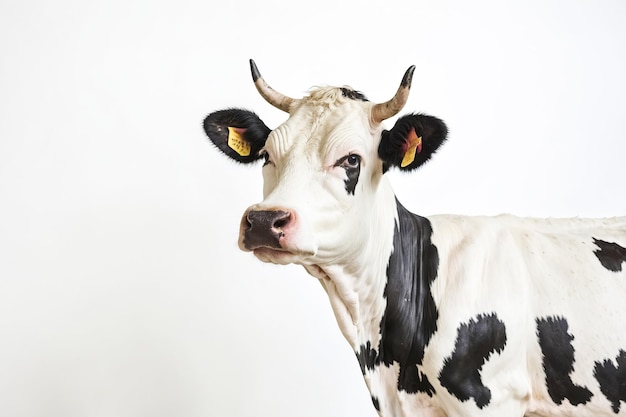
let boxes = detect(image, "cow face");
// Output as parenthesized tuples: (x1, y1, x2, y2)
(204, 60, 447, 267)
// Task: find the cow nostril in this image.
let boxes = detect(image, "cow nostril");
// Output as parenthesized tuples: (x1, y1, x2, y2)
(273, 213, 291, 230)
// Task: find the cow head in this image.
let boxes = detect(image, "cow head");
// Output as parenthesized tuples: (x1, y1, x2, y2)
(204, 60, 447, 268)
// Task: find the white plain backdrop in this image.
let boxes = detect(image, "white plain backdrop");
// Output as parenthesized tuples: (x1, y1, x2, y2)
(1, 1, 625, 416)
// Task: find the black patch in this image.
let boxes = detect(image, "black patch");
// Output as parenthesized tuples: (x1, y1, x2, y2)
(371, 396, 380, 411)
(356, 341, 378, 375)
(593, 238, 626, 272)
(340, 87, 368, 101)
(377, 199, 440, 396)
(594, 350, 626, 413)
(439, 313, 507, 408)
(334, 154, 361, 195)
(398, 364, 436, 396)
(344, 164, 360, 195)
(536, 316, 593, 406)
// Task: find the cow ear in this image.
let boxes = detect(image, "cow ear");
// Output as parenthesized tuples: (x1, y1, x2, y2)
(203, 109, 271, 164)
(378, 113, 448, 171)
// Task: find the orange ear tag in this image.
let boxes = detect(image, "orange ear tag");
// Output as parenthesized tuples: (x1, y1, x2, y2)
(401, 128, 423, 167)
(227, 127, 251, 157)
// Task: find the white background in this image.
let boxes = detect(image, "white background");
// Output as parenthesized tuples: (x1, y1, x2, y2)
(1, 1, 625, 416)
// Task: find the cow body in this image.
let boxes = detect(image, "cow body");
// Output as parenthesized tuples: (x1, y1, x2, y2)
(203, 60, 626, 417)
(307, 198, 626, 417)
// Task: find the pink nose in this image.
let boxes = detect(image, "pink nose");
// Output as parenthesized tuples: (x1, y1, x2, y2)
(242, 210, 292, 250)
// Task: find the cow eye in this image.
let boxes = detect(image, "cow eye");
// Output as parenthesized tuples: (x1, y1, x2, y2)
(262, 152, 273, 166)
(341, 154, 361, 169)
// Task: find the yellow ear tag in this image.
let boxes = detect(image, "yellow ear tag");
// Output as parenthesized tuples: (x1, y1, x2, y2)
(227, 127, 251, 157)
(400, 128, 423, 168)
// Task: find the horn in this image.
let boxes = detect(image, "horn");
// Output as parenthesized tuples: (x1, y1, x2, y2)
(249, 59, 295, 113)
(370, 65, 416, 124)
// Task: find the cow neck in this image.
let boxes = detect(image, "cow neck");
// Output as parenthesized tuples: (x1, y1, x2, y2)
(307, 260, 389, 350)
(303, 184, 397, 349)
(307, 197, 441, 395)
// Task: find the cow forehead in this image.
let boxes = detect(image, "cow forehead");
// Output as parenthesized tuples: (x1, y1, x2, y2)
(265, 87, 380, 163)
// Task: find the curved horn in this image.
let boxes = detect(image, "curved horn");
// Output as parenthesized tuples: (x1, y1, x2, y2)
(249, 59, 295, 113)
(370, 65, 416, 124)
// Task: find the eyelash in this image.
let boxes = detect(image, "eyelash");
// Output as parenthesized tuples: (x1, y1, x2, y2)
(336, 154, 361, 169)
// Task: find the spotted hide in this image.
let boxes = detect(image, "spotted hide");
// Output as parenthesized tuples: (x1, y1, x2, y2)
(203, 60, 626, 417)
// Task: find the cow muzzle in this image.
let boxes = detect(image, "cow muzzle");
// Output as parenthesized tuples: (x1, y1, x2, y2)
(240, 209, 292, 251)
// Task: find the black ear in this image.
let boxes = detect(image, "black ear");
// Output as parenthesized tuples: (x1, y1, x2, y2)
(203, 109, 271, 163)
(378, 113, 447, 171)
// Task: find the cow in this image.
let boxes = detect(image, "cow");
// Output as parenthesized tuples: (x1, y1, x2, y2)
(203, 59, 626, 417)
